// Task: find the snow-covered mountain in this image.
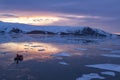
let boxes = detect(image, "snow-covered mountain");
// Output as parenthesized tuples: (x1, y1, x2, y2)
(0, 21, 117, 37)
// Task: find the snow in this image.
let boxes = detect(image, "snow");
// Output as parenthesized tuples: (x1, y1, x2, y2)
(101, 54, 120, 58)
(59, 62, 69, 65)
(86, 64, 120, 72)
(0, 21, 114, 37)
(76, 73, 105, 80)
(101, 71, 115, 76)
(52, 52, 71, 57)
(111, 50, 120, 53)
(75, 48, 88, 51)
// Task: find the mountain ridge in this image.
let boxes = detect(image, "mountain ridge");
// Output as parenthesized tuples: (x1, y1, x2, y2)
(0, 21, 117, 37)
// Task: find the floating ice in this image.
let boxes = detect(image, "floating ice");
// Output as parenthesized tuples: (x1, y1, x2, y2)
(111, 50, 120, 53)
(86, 64, 120, 72)
(53, 52, 71, 57)
(59, 62, 69, 65)
(76, 73, 105, 80)
(98, 48, 112, 51)
(75, 48, 88, 51)
(101, 71, 115, 76)
(101, 54, 120, 58)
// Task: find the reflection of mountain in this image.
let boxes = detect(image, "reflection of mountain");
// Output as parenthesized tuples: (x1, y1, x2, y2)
(0, 21, 117, 37)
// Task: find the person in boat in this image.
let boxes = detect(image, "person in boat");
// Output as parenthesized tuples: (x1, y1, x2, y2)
(14, 54, 23, 64)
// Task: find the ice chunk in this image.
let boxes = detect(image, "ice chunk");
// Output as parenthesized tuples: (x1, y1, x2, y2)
(53, 52, 71, 57)
(101, 71, 115, 76)
(76, 73, 105, 80)
(86, 64, 120, 72)
(101, 54, 120, 58)
(59, 62, 69, 65)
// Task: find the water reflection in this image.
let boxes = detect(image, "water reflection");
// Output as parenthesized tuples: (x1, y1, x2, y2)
(0, 42, 61, 62)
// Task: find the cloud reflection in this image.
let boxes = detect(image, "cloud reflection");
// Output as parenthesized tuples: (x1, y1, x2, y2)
(0, 42, 61, 61)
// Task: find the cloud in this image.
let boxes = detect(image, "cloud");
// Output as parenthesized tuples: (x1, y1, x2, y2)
(0, 0, 120, 16)
(0, 0, 120, 33)
(0, 14, 19, 18)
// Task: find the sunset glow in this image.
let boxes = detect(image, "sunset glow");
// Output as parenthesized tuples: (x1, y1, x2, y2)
(0, 16, 60, 25)
(0, 42, 61, 61)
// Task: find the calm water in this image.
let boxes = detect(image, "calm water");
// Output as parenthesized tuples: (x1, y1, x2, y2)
(0, 34, 120, 80)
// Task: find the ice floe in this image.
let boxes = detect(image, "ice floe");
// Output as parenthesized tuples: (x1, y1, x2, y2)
(59, 62, 69, 65)
(76, 73, 105, 80)
(75, 48, 88, 51)
(111, 50, 120, 53)
(98, 48, 112, 51)
(101, 54, 120, 58)
(53, 52, 71, 57)
(101, 71, 115, 76)
(86, 64, 120, 72)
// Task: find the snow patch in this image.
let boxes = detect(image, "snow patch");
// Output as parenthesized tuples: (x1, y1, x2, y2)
(101, 71, 115, 76)
(101, 54, 120, 58)
(76, 73, 105, 80)
(86, 64, 120, 72)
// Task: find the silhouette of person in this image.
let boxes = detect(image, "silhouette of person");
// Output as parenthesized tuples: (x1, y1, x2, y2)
(14, 54, 23, 64)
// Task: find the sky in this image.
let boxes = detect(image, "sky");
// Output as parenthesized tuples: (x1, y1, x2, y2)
(0, 0, 120, 33)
